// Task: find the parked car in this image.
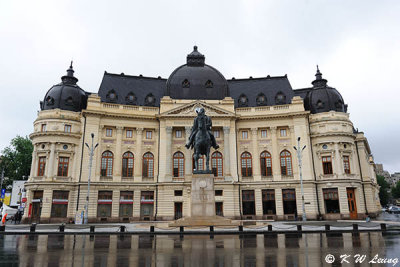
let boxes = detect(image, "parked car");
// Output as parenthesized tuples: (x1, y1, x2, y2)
(388, 206, 400, 214)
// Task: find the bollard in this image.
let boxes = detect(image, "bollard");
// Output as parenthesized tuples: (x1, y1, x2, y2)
(180, 226, 184, 233)
(238, 225, 243, 232)
(210, 226, 214, 232)
(0, 225, 5, 232)
(325, 224, 330, 231)
(381, 223, 387, 231)
(30, 223, 37, 233)
(150, 226, 155, 233)
(59, 224, 65, 233)
(297, 225, 302, 232)
(120, 225, 126, 233)
(268, 225, 272, 231)
(353, 224, 358, 231)
(90, 225, 95, 233)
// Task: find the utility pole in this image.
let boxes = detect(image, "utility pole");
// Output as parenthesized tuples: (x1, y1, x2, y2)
(84, 133, 98, 224)
(294, 137, 307, 221)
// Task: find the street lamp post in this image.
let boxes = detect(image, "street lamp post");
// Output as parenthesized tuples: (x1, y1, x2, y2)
(84, 133, 98, 224)
(294, 137, 307, 221)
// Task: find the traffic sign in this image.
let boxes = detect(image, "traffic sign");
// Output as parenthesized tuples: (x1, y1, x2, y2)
(0, 189, 5, 199)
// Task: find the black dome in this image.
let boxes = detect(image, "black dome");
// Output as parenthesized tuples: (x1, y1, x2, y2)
(304, 67, 347, 114)
(166, 46, 229, 100)
(41, 63, 88, 112)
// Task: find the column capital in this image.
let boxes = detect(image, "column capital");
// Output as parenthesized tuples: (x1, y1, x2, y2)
(289, 126, 294, 133)
(116, 126, 124, 134)
(270, 126, 277, 131)
(223, 126, 230, 134)
(251, 128, 258, 135)
(185, 126, 192, 134)
(136, 128, 144, 135)
(166, 126, 173, 134)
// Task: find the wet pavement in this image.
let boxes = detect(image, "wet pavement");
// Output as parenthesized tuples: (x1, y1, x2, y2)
(1, 232, 400, 267)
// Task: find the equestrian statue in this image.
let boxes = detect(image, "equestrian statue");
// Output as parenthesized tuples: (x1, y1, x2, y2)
(185, 108, 219, 173)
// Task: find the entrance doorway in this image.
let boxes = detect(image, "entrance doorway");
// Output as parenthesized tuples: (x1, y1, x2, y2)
(174, 202, 182, 220)
(31, 190, 43, 223)
(347, 188, 358, 219)
(242, 190, 255, 218)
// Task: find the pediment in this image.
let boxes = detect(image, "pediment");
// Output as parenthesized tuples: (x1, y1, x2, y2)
(159, 101, 235, 118)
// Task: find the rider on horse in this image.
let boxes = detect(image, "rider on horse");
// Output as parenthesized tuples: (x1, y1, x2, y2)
(185, 108, 219, 150)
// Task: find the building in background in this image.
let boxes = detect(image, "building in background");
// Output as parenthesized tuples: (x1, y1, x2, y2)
(10, 180, 26, 209)
(23, 47, 381, 223)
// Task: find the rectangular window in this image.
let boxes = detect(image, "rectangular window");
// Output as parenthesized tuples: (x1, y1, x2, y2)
(57, 157, 69, 177)
(174, 190, 183, 196)
(242, 131, 248, 139)
(64, 125, 71, 133)
(322, 156, 333, 175)
(282, 189, 296, 215)
(106, 128, 113, 137)
(262, 189, 276, 215)
(51, 191, 69, 218)
(41, 124, 47, 132)
(215, 202, 223, 216)
(242, 190, 255, 215)
(280, 129, 287, 137)
(126, 129, 133, 138)
(323, 188, 340, 213)
(343, 156, 351, 174)
(37, 157, 46, 176)
(97, 191, 112, 218)
(146, 131, 152, 139)
(119, 191, 133, 217)
(175, 130, 182, 138)
(261, 130, 267, 138)
(213, 130, 220, 138)
(215, 190, 223, 196)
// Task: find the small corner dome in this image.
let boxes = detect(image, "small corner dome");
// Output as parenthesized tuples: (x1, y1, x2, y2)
(166, 46, 229, 100)
(304, 66, 347, 114)
(41, 62, 88, 112)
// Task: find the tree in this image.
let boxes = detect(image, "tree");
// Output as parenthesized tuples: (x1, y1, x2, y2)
(392, 181, 400, 199)
(377, 174, 390, 206)
(0, 136, 33, 188)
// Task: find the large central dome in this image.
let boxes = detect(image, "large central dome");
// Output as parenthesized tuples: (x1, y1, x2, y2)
(166, 46, 229, 100)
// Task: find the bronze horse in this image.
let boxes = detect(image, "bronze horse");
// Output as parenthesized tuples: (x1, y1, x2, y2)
(193, 113, 212, 172)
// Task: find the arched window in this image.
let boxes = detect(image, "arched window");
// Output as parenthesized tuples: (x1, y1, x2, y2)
(122, 152, 134, 177)
(142, 152, 154, 178)
(192, 155, 205, 171)
(101, 151, 113, 177)
(260, 151, 272, 177)
(280, 150, 292, 176)
(241, 152, 252, 177)
(238, 94, 248, 107)
(275, 92, 286, 105)
(212, 152, 223, 177)
(173, 152, 185, 177)
(256, 93, 267, 106)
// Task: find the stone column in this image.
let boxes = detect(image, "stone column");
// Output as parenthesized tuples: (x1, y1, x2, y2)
(251, 128, 261, 180)
(185, 126, 192, 178)
(334, 143, 343, 177)
(270, 127, 281, 180)
(165, 126, 173, 180)
(30, 145, 37, 178)
(223, 126, 231, 177)
(46, 143, 56, 178)
(114, 126, 123, 181)
(134, 128, 143, 180)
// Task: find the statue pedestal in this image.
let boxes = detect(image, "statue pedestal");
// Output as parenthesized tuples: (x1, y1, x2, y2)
(170, 172, 237, 227)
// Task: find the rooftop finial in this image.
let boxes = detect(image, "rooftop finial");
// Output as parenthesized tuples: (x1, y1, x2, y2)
(187, 45, 205, 67)
(315, 65, 322, 80)
(312, 65, 327, 87)
(62, 61, 78, 84)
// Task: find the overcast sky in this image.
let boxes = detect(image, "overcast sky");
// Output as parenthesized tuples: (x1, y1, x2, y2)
(0, 0, 399, 173)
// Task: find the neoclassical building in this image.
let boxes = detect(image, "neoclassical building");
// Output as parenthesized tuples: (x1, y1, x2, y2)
(23, 47, 381, 223)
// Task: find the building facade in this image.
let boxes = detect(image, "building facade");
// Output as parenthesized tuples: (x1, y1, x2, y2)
(23, 47, 381, 223)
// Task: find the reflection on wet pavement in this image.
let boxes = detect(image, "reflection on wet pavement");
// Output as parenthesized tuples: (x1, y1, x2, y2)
(0, 232, 399, 266)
